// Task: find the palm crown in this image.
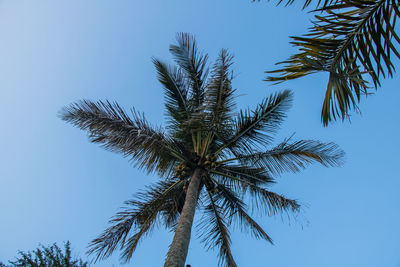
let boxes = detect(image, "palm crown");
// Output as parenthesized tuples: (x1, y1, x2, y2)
(60, 33, 344, 267)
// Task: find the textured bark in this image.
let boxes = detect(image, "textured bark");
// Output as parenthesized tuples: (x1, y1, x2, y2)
(164, 168, 203, 267)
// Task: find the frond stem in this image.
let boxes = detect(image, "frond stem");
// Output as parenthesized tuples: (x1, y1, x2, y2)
(210, 170, 270, 186)
(329, 0, 386, 71)
(214, 102, 282, 155)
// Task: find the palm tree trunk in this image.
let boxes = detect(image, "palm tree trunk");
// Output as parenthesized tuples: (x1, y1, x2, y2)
(164, 168, 203, 267)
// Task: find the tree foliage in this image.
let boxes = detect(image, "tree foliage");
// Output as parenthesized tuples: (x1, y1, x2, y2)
(264, 0, 400, 125)
(60, 33, 344, 266)
(2, 242, 87, 267)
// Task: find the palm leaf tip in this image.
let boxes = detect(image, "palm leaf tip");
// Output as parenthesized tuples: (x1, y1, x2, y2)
(59, 100, 179, 176)
(213, 183, 274, 244)
(251, 187, 300, 215)
(234, 139, 344, 179)
(199, 191, 238, 267)
(170, 33, 209, 108)
(152, 58, 190, 126)
(205, 49, 237, 126)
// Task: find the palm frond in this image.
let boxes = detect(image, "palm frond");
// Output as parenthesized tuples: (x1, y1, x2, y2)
(210, 169, 298, 215)
(268, 0, 342, 9)
(212, 183, 273, 244)
(266, 0, 400, 125)
(170, 33, 209, 109)
(212, 165, 275, 189)
(153, 58, 190, 124)
(152, 58, 198, 145)
(199, 191, 237, 267)
(59, 100, 182, 175)
(215, 90, 293, 155)
(87, 180, 183, 262)
(205, 49, 236, 129)
(235, 139, 345, 176)
(247, 185, 300, 216)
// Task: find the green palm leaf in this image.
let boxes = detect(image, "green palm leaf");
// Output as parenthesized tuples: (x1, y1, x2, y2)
(216, 90, 292, 155)
(200, 191, 238, 267)
(205, 49, 236, 128)
(236, 139, 344, 176)
(213, 183, 273, 243)
(272, 0, 343, 9)
(247, 184, 300, 215)
(212, 165, 274, 188)
(153, 58, 190, 124)
(59, 100, 182, 175)
(210, 168, 299, 215)
(266, 0, 400, 125)
(87, 180, 184, 263)
(170, 33, 208, 109)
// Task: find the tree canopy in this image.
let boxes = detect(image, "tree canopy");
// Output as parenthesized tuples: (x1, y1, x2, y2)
(1, 242, 87, 267)
(60, 33, 344, 266)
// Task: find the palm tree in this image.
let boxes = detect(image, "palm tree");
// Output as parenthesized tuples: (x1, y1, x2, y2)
(264, 0, 400, 125)
(60, 33, 344, 267)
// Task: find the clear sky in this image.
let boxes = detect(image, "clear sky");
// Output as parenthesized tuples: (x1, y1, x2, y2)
(0, 1, 399, 266)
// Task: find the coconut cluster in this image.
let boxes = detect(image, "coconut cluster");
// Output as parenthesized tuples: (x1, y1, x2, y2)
(175, 163, 191, 179)
(201, 155, 219, 169)
(175, 154, 220, 180)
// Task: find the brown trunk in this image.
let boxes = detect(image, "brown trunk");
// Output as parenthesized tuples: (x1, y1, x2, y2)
(164, 168, 203, 267)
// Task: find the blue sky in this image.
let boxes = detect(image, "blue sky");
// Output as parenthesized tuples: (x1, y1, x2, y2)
(0, 1, 399, 266)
